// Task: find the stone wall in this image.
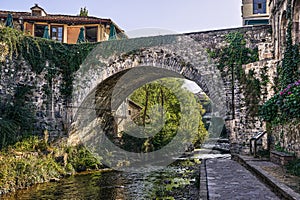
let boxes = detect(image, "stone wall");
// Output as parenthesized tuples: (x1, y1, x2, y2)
(269, 0, 300, 60)
(186, 25, 277, 150)
(0, 58, 68, 140)
(271, 121, 300, 157)
(0, 25, 277, 151)
(269, 0, 300, 157)
(70, 25, 276, 151)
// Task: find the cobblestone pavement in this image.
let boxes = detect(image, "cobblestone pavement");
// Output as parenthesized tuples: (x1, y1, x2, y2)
(205, 158, 280, 200)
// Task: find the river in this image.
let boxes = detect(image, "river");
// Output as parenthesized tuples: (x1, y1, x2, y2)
(2, 139, 230, 199)
(2, 159, 201, 200)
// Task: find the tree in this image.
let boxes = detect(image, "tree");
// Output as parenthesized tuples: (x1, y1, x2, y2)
(121, 78, 208, 152)
(79, 7, 88, 17)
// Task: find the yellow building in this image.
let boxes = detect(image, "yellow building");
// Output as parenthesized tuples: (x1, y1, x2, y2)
(0, 4, 126, 44)
(242, 0, 270, 26)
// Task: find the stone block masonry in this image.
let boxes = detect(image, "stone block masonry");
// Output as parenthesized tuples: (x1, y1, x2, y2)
(271, 121, 300, 157)
(1, 25, 278, 153)
(0, 58, 68, 141)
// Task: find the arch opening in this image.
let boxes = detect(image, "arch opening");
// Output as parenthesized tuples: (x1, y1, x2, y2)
(68, 34, 229, 171)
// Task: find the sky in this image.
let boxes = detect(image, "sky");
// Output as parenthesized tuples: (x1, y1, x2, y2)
(0, 1, 242, 91)
(0, 0, 242, 35)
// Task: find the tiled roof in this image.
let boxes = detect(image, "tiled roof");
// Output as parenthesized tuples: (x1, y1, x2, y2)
(0, 10, 123, 32)
(0, 10, 110, 24)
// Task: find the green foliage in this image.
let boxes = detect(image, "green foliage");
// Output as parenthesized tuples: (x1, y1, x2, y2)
(121, 78, 208, 152)
(66, 145, 102, 172)
(0, 85, 35, 149)
(0, 26, 96, 100)
(207, 32, 258, 76)
(207, 32, 260, 117)
(0, 26, 23, 60)
(259, 80, 300, 125)
(0, 137, 65, 193)
(0, 26, 96, 148)
(0, 119, 18, 148)
(259, 94, 279, 123)
(278, 0, 300, 89)
(150, 159, 200, 199)
(0, 136, 104, 193)
(79, 7, 89, 17)
(20, 35, 96, 99)
(274, 142, 287, 152)
(11, 136, 40, 152)
(259, 0, 300, 153)
(244, 69, 262, 116)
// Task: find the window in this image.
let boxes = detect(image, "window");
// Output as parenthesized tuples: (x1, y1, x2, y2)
(34, 24, 47, 38)
(85, 26, 98, 42)
(253, 0, 266, 14)
(51, 26, 63, 42)
(244, 19, 269, 25)
(258, 3, 262, 9)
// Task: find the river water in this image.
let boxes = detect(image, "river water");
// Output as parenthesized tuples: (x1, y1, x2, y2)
(2, 159, 201, 200)
(2, 139, 230, 200)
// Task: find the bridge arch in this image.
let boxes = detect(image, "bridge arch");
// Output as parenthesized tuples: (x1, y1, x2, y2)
(68, 35, 232, 170)
(71, 35, 227, 122)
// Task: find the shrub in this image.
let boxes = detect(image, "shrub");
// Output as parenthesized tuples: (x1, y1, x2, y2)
(260, 79, 300, 125)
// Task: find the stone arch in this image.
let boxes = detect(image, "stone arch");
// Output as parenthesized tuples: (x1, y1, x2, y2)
(280, 11, 288, 54)
(70, 35, 229, 142)
(72, 35, 227, 117)
(293, 0, 300, 43)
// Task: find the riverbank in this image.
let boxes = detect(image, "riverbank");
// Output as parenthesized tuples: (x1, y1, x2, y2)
(0, 136, 104, 195)
(1, 158, 201, 199)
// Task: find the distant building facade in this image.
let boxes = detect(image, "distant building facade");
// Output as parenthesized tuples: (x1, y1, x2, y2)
(0, 4, 125, 44)
(269, 0, 300, 59)
(115, 99, 142, 134)
(242, 0, 270, 26)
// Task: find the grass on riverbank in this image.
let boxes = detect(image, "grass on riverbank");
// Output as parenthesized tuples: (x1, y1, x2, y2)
(0, 136, 103, 194)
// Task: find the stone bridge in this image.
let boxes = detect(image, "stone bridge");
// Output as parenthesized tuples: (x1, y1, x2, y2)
(0, 25, 276, 153)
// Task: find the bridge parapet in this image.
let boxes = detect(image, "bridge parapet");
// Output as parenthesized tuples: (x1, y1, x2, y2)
(0, 25, 276, 153)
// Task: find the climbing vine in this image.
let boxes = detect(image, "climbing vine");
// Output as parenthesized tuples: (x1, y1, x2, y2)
(0, 27, 96, 148)
(278, 0, 300, 89)
(0, 84, 35, 148)
(260, 0, 300, 125)
(260, 79, 300, 125)
(207, 32, 260, 117)
(0, 27, 96, 99)
(0, 26, 23, 63)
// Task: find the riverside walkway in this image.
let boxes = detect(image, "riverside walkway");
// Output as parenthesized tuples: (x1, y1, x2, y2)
(203, 158, 280, 200)
(195, 138, 300, 200)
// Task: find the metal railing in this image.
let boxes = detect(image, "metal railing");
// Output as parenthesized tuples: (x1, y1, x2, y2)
(250, 131, 266, 157)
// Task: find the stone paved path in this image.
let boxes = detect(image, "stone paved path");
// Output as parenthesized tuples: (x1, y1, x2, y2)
(205, 158, 280, 200)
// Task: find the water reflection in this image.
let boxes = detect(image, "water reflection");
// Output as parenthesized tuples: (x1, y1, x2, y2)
(2, 160, 199, 200)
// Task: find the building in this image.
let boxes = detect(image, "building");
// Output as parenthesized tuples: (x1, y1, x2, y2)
(0, 4, 125, 44)
(242, 0, 270, 26)
(269, 0, 300, 59)
(114, 99, 143, 134)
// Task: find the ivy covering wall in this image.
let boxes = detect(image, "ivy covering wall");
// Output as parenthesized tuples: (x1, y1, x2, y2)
(0, 26, 96, 148)
(0, 26, 96, 99)
(207, 32, 261, 118)
(260, 0, 300, 126)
